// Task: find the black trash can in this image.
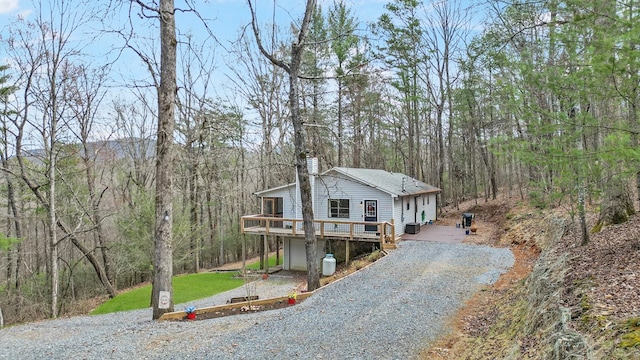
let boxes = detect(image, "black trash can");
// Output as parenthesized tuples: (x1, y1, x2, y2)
(462, 213, 474, 228)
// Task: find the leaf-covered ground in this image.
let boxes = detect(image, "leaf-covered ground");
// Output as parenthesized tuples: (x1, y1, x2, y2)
(562, 212, 640, 322)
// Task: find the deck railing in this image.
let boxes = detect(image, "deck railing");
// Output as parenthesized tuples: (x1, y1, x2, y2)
(240, 214, 396, 245)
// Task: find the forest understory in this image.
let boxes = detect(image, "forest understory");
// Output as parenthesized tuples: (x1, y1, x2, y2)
(423, 195, 640, 359)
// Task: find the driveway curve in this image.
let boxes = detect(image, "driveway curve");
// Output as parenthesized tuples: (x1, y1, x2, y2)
(0, 239, 513, 360)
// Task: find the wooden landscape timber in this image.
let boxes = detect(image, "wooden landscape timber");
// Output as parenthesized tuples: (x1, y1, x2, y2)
(158, 291, 315, 321)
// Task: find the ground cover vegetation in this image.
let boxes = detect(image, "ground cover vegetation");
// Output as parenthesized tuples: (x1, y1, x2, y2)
(91, 272, 244, 315)
(0, 0, 638, 336)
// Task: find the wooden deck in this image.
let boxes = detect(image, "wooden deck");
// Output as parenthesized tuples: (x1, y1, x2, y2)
(240, 214, 396, 245)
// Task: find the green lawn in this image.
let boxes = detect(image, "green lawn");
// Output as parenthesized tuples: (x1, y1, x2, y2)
(91, 256, 282, 315)
(91, 272, 244, 315)
(245, 254, 282, 270)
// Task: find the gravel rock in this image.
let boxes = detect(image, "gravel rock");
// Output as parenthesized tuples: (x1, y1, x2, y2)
(0, 240, 513, 360)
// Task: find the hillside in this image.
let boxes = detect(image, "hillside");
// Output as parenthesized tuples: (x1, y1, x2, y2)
(424, 197, 640, 359)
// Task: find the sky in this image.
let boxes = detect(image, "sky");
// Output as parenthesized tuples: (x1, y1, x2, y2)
(0, 0, 395, 145)
(0, 0, 486, 146)
(0, 0, 389, 38)
(0, 0, 485, 81)
(0, 0, 391, 90)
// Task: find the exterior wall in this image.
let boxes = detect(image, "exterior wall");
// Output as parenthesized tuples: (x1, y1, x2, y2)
(393, 193, 438, 236)
(392, 197, 404, 236)
(422, 193, 437, 224)
(259, 185, 297, 220)
(315, 174, 393, 224)
(283, 238, 326, 271)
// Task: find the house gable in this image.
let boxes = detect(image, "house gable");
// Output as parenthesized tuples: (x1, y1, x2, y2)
(255, 183, 297, 218)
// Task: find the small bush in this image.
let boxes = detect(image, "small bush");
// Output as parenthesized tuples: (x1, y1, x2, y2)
(367, 250, 383, 262)
(529, 191, 547, 209)
(619, 318, 640, 349)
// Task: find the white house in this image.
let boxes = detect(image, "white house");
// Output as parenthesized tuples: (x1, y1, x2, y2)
(242, 158, 441, 271)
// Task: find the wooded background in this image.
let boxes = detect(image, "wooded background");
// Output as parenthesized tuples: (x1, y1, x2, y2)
(0, 0, 638, 324)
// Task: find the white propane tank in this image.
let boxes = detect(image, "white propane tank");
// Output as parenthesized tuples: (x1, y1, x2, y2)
(322, 254, 336, 276)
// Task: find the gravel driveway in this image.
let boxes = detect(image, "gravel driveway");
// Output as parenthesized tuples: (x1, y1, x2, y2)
(0, 240, 513, 360)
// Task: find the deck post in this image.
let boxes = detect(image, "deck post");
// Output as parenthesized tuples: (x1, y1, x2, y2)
(391, 219, 395, 243)
(260, 235, 265, 269)
(276, 236, 280, 267)
(241, 234, 246, 274)
(264, 235, 269, 274)
(346, 239, 350, 264)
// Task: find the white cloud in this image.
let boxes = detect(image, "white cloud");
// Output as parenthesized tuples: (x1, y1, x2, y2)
(0, 0, 19, 14)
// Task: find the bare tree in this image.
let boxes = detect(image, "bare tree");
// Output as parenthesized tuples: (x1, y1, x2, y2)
(63, 64, 116, 286)
(150, 0, 177, 320)
(247, 0, 321, 291)
(2, 0, 118, 317)
(0, 64, 23, 291)
(129, 0, 177, 320)
(227, 31, 291, 191)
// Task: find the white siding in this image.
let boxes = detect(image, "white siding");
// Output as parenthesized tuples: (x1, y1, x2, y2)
(283, 238, 326, 271)
(423, 193, 437, 224)
(315, 174, 394, 223)
(392, 197, 404, 236)
(394, 193, 438, 236)
(259, 186, 296, 218)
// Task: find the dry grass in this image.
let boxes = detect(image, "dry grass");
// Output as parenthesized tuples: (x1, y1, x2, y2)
(319, 250, 384, 287)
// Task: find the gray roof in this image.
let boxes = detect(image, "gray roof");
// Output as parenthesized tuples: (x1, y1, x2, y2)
(254, 182, 295, 196)
(255, 166, 441, 197)
(323, 167, 441, 197)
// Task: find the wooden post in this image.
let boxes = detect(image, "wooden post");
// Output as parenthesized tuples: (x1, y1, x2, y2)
(346, 239, 350, 265)
(260, 235, 265, 270)
(276, 236, 280, 267)
(265, 235, 270, 274)
(391, 219, 395, 243)
(241, 234, 246, 275)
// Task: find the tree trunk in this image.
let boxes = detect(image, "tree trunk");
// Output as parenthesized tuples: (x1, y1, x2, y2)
(6, 180, 23, 290)
(248, 0, 320, 291)
(189, 160, 200, 273)
(596, 176, 635, 231)
(337, 78, 344, 167)
(290, 55, 321, 292)
(151, 0, 176, 320)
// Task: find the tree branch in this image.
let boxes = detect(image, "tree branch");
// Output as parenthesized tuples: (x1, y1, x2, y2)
(246, 0, 290, 72)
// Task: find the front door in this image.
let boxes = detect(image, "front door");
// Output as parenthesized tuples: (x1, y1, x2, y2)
(364, 199, 378, 232)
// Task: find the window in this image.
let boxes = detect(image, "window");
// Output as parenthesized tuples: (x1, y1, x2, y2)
(329, 199, 350, 218)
